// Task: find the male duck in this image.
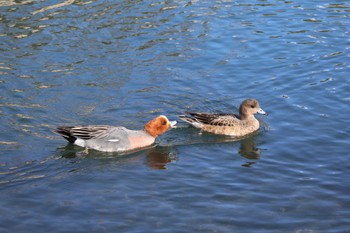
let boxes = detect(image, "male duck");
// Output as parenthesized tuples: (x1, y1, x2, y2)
(54, 115, 177, 152)
(179, 99, 267, 137)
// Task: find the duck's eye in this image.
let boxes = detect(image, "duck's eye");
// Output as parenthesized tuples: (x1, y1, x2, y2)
(162, 120, 167, 125)
(251, 105, 255, 108)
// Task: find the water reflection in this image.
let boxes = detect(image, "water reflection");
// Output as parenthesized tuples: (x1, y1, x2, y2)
(239, 137, 261, 160)
(212, 134, 262, 167)
(145, 146, 177, 170)
(58, 143, 177, 170)
(175, 126, 262, 158)
(239, 138, 261, 168)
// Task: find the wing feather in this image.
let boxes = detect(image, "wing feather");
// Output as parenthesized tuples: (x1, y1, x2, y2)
(55, 125, 113, 141)
(69, 126, 111, 139)
(186, 112, 240, 126)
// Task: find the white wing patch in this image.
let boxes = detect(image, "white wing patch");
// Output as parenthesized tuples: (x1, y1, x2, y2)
(108, 139, 120, 142)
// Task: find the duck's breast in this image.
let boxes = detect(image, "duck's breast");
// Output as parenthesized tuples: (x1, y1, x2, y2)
(127, 130, 155, 149)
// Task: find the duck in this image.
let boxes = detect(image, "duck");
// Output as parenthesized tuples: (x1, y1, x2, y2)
(54, 115, 177, 153)
(179, 99, 267, 137)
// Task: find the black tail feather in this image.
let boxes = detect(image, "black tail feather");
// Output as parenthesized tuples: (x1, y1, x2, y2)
(54, 127, 76, 143)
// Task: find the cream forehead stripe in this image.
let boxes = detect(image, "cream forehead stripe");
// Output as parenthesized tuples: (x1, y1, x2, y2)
(158, 115, 168, 121)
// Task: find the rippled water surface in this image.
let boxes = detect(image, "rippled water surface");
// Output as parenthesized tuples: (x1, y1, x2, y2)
(1, 0, 350, 232)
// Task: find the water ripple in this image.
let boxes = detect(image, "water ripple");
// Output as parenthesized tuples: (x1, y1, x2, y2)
(1, 0, 350, 232)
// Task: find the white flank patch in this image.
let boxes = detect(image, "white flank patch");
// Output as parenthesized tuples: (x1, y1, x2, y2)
(74, 138, 86, 147)
(108, 139, 119, 142)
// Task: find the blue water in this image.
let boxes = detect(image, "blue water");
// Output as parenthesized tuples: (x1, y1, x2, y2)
(1, 0, 350, 232)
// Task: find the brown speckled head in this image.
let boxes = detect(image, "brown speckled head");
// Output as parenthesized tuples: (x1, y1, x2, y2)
(239, 99, 266, 119)
(144, 115, 174, 137)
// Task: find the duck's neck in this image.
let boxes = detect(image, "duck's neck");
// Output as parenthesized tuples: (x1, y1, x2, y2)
(240, 113, 255, 121)
(144, 128, 158, 138)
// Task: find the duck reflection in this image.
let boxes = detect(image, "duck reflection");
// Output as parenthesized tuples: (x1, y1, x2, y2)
(239, 137, 261, 160)
(194, 131, 262, 167)
(197, 131, 262, 160)
(57, 143, 177, 170)
(237, 136, 261, 167)
(58, 143, 80, 158)
(145, 146, 177, 170)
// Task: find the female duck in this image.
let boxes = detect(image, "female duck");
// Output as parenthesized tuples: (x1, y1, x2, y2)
(55, 115, 177, 152)
(179, 99, 267, 137)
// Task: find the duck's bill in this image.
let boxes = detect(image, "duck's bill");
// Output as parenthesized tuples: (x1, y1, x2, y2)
(170, 121, 177, 128)
(258, 108, 268, 115)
